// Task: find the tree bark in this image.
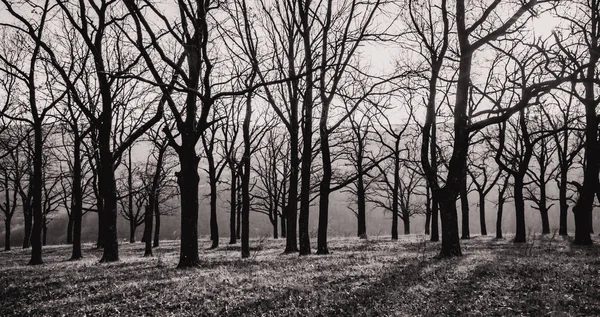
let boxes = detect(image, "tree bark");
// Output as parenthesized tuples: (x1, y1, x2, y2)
(71, 136, 83, 260)
(438, 188, 462, 256)
(29, 124, 43, 265)
(176, 140, 201, 268)
(229, 162, 236, 244)
(153, 198, 160, 248)
(22, 202, 31, 249)
(479, 194, 487, 236)
(513, 175, 526, 243)
(67, 216, 73, 245)
(4, 217, 11, 251)
(317, 127, 331, 254)
(460, 177, 470, 239)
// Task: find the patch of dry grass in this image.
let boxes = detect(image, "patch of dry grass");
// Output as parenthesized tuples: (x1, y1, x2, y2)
(1, 235, 600, 316)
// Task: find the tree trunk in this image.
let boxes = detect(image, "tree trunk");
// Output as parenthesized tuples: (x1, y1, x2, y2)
(280, 211, 286, 238)
(98, 133, 119, 262)
(4, 217, 11, 251)
(431, 198, 439, 241)
(460, 180, 470, 239)
(229, 163, 236, 244)
(479, 193, 487, 236)
(96, 199, 104, 249)
(22, 203, 32, 249)
(438, 188, 462, 256)
(29, 125, 43, 265)
(424, 192, 431, 235)
(129, 224, 136, 244)
(573, 2, 598, 246)
(540, 208, 550, 235)
(513, 175, 526, 243)
(284, 130, 298, 253)
(71, 137, 83, 260)
(144, 205, 153, 257)
(67, 216, 73, 245)
(209, 173, 218, 249)
(177, 141, 200, 268)
(241, 88, 252, 259)
(128, 149, 135, 243)
(496, 198, 504, 239)
(273, 216, 278, 239)
(403, 215, 410, 235)
(317, 128, 331, 255)
(391, 156, 400, 240)
(153, 198, 160, 248)
(236, 172, 241, 240)
(42, 222, 47, 247)
(357, 172, 367, 239)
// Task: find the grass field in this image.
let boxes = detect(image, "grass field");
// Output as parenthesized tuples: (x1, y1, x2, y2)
(1, 234, 600, 316)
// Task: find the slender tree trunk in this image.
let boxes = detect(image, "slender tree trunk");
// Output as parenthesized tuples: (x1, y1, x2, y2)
(229, 163, 236, 244)
(317, 128, 331, 254)
(357, 165, 367, 239)
(460, 179, 470, 239)
(96, 199, 104, 249)
(71, 138, 83, 260)
(514, 175, 526, 243)
(559, 172, 568, 235)
(128, 150, 135, 243)
(177, 140, 201, 268)
(153, 199, 160, 248)
(479, 193, 487, 236)
(392, 156, 400, 240)
(4, 217, 11, 251)
(280, 211, 286, 238)
(241, 90, 252, 259)
(424, 189, 431, 235)
(144, 205, 153, 256)
(209, 172, 218, 249)
(29, 125, 43, 265)
(284, 130, 299, 253)
(496, 197, 504, 239)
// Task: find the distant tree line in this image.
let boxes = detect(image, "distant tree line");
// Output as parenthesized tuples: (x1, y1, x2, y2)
(0, 0, 598, 267)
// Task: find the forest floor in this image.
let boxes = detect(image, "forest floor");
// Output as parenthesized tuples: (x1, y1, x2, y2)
(1, 234, 600, 316)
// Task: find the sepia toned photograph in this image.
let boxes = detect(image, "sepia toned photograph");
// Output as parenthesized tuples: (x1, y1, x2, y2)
(0, 0, 599, 315)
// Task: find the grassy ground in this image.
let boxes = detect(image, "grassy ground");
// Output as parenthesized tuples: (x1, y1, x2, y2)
(1, 234, 600, 316)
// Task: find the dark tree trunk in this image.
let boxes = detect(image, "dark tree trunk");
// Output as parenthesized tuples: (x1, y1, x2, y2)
(403, 215, 410, 235)
(479, 194, 487, 236)
(460, 179, 470, 239)
(22, 203, 32, 249)
(4, 217, 11, 251)
(438, 188, 462, 256)
(280, 210, 286, 239)
(129, 221, 136, 243)
(273, 216, 278, 239)
(540, 208, 550, 235)
(496, 198, 504, 239)
(573, 2, 598, 246)
(98, 107, 119, 262)
(71, 137, 83, 260)
(357, 169, 367, 239)
(209, 174, 218, 249)
(96, 199, 104, 249)
(424, 188, 431, 235)
(236, 172, 241, 241)
(144, 206, 153, 256)
(513, 175, 526, 243)
(177, 140, 201, 268)
(392, 155, 400, 240)
(317, 128, 331, 255)
(42, 222, 47, 247)
(29, 125, 43, 265)
(284, 131, 298, 253)
(559, 171, 568, 235)
(241, 87, 253, 259)
(431, 198, 439, 241)
(67, 216, 74, 245)
(153, 198, 160, 248)
(229, 163, 236, 244)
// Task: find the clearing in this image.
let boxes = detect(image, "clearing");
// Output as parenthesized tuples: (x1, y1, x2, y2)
(1, 235, 600, 316)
